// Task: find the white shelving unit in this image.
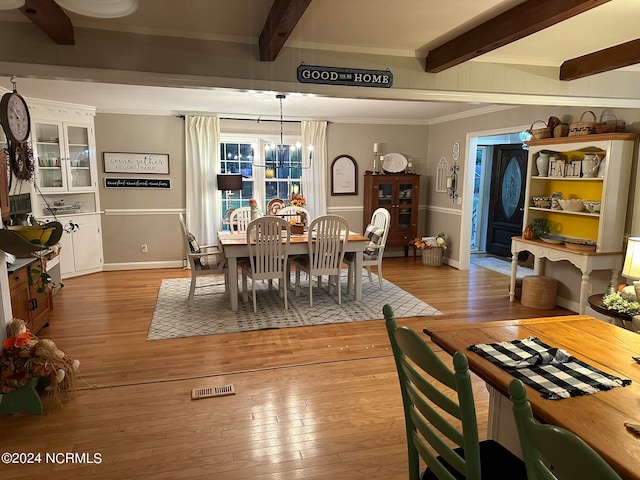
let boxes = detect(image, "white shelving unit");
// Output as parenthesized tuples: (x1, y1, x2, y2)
(510, 133, 638, 314)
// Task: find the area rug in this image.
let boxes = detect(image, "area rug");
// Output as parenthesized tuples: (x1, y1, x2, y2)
(471, 256, 534, 277)
(147, 272, 442, 340)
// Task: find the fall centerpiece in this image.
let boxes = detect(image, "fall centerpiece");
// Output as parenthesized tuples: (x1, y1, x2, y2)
(288, 194, 307, 233)
(411, 233, 447, 267)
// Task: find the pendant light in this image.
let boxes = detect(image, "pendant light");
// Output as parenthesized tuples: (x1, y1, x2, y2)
(252, 94, 312, 170)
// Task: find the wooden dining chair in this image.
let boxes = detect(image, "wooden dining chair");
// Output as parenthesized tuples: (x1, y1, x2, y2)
(178, 213, 228, 302)
(383, 304, 527, 480)
(509, 378, 622, 480)
(229, 206, 252, 233)
(239, 216, 291, 313)
(293, 214, 348, 307)
(345, 207, 391, 293)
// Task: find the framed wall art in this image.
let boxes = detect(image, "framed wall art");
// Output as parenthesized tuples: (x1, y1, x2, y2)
(103, 152, 170, 174)
(330, 154, 358, 195)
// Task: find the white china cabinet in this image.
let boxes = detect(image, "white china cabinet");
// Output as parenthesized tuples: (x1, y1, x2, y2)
(28, 99, 103, 278)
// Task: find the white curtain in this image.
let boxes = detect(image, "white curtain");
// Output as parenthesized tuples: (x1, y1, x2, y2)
(185, 116, 221, 245)
(301, 121, 327, 219)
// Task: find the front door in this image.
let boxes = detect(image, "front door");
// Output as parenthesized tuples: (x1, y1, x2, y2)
(485, 145, 527, 258)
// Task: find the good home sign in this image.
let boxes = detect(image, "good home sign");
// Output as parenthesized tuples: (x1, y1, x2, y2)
(103, 152, 170, 174)
(297, 64, 393, 88)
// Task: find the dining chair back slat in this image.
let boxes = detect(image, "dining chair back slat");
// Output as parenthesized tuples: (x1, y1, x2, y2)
(229, 206, 252, 233)
(240, 216, 290, 312)
(293, 214, 349, 306)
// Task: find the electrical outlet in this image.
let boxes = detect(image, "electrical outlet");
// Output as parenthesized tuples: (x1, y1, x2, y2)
(141, 244, 148, 253)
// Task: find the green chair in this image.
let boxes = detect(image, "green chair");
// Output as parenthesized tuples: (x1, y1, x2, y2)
(509, 379, 622, 480)
(383, 304, 526, 480)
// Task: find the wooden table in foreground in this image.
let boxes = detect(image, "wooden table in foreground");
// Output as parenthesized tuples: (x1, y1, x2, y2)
(427, 315, 640, 480)
(218, 231, 369, 312)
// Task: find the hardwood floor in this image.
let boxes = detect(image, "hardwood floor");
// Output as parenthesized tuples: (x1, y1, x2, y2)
(0, 258, 573, 479)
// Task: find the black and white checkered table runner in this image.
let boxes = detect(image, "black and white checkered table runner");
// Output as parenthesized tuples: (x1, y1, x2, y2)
(469, 337, 631, 400)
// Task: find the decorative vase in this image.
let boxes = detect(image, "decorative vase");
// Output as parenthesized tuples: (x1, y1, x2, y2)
(536, 153, 549, 177)
(250, 204, 260, 221)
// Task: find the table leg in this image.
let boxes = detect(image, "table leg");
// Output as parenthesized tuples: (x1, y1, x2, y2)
(228, 256, 238, 312)
(354, 252, 363, 301)
(510, 250, 519, 302)
(579, 270, 592, 315)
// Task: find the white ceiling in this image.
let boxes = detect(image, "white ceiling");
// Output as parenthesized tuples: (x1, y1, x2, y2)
(0, 0, 638, 122)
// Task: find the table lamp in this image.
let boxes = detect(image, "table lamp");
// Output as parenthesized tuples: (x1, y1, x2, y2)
(622, 237, 640, 299)
(217, 174, 243, 209)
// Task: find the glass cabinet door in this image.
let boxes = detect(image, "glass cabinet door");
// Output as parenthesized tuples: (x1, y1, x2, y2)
(34, 122, 65, 189)
(66, 125, 92, 189)
(397, 182, 414, 229)
(374, 180, 394, 208)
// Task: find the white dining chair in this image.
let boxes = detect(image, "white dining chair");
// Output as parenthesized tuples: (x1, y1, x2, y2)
(178, 213, 228, 302)
(346, 207, 391, 293)
(293, 214, 349, 306)
(239, 216, 291, 313)
(229, 206, 252, 233)
(277, 205, 310, 227)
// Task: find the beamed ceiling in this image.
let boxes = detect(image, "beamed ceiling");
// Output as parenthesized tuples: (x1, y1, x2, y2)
(11, 0, 639, 81)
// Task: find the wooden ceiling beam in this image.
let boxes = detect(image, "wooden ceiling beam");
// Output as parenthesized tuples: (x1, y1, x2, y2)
(19, 0, 74, 45)
(259, 0, 311, 61)
(424, 0, 610, 73)
(560, 38, 640, 80)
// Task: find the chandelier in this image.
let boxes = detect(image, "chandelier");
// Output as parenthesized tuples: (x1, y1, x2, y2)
(252, 94, 312, 170)
(0, 0, 138, 18)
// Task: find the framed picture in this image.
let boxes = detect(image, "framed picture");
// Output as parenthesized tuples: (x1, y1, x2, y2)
(330, 154, 358, 195)
(103, 152, 170, 174)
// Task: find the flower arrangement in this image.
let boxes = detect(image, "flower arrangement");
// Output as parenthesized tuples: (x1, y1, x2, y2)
(602, 292, 640, 316)
(249, 198, 258, 207)
(410, 233, 447, 250)
(290, 194, 306, 207)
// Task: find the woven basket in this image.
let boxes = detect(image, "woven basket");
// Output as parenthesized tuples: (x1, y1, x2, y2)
(521, 275, 557, 309)
(596, 113, 624, 134)
(569, 111, 597, 136)
(528, 120, 551, 140)
(421, 247, 443, 267)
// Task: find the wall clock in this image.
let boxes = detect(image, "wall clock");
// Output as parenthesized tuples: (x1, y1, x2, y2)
(0, 90, 31, 144)
(452, 141, 460, 162)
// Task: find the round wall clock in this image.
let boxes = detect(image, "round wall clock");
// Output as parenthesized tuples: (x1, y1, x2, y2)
(0, 91, 31, 144)
(452, 142, 460, 162)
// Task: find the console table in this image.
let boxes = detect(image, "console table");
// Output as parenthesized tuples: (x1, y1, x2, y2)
(509, 237, 622, 314)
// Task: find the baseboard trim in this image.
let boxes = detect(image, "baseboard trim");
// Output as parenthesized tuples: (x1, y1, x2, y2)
(103, 261, 184, 271)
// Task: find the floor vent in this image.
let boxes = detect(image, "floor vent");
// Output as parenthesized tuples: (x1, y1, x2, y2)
(191, 384, 235, 400)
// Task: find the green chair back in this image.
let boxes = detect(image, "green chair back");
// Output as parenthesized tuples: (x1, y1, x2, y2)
(384, 304, 482, 480)
(509, 378, 622, 480)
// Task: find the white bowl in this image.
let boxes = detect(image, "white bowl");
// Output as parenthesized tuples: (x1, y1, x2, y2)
(558, 199, 584, 212)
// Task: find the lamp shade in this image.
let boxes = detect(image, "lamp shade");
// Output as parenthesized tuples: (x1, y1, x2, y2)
(622, 237, 640, 280)
(217, 174, 242, 191)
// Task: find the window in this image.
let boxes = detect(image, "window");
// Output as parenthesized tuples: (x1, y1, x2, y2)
(220, 135, 303, 225)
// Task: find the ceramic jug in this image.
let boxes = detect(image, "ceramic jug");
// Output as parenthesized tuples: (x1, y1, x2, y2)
(536, 153, 550, 177)
(582, 154, 601, 178)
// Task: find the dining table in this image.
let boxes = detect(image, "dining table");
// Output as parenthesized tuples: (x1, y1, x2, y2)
(217, 230, 370, 312)
(426, 315, 640, 480)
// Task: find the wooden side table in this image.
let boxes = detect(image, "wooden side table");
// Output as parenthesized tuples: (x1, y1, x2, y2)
(587, 293, 635, 327)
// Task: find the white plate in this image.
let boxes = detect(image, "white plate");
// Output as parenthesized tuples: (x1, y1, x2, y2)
(382, 153, 408, 173)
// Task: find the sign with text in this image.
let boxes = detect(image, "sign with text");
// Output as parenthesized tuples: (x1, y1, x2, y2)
(103, 152, 170, 174)
(104, 178, 171, 189)
(297, 64, 393, 88)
